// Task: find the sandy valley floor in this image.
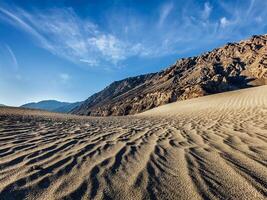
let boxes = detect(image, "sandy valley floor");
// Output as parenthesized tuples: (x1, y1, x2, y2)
(0, 86, 267, 200)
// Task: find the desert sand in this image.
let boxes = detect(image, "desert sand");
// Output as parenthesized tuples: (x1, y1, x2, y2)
(0, 86, 267, 200)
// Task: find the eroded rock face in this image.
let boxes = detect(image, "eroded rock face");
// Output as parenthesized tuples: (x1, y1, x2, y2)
(72, 34, 267, 116)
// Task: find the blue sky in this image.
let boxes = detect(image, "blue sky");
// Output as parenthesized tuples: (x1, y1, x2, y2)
(0, 0, 266, 106)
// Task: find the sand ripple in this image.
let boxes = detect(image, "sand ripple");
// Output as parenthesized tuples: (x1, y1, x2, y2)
(0, 86, 267, 200)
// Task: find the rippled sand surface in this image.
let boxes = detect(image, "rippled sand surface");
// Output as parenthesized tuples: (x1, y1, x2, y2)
(0, 86, 267, 200)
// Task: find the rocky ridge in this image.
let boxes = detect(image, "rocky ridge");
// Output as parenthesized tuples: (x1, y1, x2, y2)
(72, 34, 267, 116)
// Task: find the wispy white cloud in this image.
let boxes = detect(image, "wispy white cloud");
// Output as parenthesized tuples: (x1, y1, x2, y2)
(201, 2, 212, 20)
(79, 58, 98, 66)
(59, 73, 70, 82)
(0, 7, 144, 68)
(247, 0, 256, 15)
(0, 0, 267, 70)
(0, 43, 23, 82)
(5, 44, 18, 70)
(88, 34, 127, 63)
(220, 17, 230, 28)
(214, 0, 267, 39)
(0, 8, 53, 51)
(158, 2, 174, 27)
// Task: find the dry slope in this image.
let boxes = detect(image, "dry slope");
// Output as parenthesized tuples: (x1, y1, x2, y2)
(73, 34, 267, 116)
(0, 86, 266, 200)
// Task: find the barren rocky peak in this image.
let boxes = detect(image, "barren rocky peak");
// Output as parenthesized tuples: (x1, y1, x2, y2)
(72, 34, 267, 116)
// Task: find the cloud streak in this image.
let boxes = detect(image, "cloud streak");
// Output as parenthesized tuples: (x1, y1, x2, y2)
(5, 44, 18, 70)
(0, 7, 145, 68)
(158, 2, 174, 27)
(201, 2, 212, 20)
(0, 8, 53, 51)
(0, 0, 267, 70)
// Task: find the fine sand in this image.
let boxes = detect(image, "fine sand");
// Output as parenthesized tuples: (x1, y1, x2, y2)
(0, 86, 267, 200)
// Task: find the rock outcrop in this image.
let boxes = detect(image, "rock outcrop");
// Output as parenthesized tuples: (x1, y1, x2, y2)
(72, 34, 267, 116)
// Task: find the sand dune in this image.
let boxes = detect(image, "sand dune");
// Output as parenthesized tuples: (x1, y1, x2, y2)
(0, 86, 267, 200)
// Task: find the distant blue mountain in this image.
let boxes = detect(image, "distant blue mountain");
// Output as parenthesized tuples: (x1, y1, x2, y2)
(0, 104, 6, 107)
(21, 100, 82, 113)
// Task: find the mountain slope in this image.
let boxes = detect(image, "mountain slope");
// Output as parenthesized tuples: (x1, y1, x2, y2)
(73, 34, 267, 116)
(72, 74, 155, 115)
(54, 101, 83, 113)
(21, 100, 81, 113)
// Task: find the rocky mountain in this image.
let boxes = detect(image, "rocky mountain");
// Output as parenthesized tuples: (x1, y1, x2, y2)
(21, 100, 82, 113)
(53, 101, 83, 113)
(72, 34, 267, 116)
